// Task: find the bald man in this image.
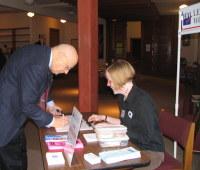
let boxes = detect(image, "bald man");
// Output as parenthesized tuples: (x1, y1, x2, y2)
(0, 44, 78, 170)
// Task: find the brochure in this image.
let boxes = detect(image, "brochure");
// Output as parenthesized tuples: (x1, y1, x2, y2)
(99, 147, 141, 164)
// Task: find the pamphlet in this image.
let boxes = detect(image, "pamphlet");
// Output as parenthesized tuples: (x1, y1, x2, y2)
(99, 147, 141, 164)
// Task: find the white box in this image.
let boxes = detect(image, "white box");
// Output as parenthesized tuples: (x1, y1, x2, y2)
(46, 152, 65, 166)
(84, 153, 101, 165)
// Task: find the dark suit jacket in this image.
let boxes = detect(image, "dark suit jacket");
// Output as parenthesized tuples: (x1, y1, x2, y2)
(0, 45, 53, 146)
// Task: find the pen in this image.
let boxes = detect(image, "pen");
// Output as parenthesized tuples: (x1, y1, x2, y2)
(56, 109, 64, 116)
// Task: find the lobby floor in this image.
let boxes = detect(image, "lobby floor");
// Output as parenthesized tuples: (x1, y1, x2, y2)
(25, 72, 200, 170)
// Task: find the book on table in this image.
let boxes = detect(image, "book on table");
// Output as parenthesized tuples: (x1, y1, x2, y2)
(44, 134, 68, 142)
(45, 138, 84, 152)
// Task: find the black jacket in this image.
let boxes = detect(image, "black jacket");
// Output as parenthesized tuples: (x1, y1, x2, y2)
(119, 85, 164, 152)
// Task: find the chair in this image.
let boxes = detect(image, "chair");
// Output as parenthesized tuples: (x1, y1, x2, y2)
(156, 111, 195, 170)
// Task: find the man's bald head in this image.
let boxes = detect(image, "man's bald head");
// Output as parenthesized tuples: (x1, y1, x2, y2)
(50, 44, 78, 75)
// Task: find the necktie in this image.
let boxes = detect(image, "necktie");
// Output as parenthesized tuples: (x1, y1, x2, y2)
(39, 88, 49, 111)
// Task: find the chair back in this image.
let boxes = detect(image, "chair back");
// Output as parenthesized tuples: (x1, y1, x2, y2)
(159, 111, 195, 170)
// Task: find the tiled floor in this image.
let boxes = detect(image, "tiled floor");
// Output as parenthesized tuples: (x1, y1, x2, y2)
(25, 73, 200, 170)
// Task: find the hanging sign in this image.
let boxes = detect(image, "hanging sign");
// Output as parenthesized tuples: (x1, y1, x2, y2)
(180, 2, 200, 34)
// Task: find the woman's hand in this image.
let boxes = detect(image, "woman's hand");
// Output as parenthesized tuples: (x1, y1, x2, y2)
(88, 114, 106, 123)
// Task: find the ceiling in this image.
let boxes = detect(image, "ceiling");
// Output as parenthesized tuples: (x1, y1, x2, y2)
(99, 0, 199, 20)
(0, 0, 199, 21)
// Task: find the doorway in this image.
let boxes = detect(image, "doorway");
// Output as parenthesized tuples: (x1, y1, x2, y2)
(49, 28, 60, 47)
(130, 38, 141, 61)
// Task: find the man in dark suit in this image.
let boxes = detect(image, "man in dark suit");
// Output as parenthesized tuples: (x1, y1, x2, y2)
(0, 44, 78, 170)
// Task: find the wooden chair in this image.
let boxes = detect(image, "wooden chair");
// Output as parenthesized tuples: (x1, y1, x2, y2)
(156, 111, 195, 170)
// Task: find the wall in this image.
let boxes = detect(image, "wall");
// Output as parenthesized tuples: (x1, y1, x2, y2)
(181, 34, 200, 65)
(0, 13, 29, 28)
(0, 12, 78, 50)
(31, 15, 77, 45)
(0, 13, 30, 52)
(153, 15, 178, 77)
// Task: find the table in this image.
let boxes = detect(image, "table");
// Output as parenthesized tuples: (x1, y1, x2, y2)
(39, 112, 150, 170)
(39, 128, 150, 170)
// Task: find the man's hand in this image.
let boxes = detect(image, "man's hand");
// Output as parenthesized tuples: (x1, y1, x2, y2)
(52, 115, 68, 128)
(47, 104, 62, 116)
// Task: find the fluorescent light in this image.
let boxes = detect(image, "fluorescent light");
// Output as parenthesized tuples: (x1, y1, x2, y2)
(60, 19, 67, 23)
(27, 12, 35, 17)
(179, 4, 188, 9)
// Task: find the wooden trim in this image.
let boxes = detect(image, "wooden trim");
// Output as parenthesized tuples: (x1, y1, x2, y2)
(184, 122, 195, 170)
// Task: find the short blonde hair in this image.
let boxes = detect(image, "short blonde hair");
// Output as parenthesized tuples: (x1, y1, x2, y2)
(106, 59, 135, 89)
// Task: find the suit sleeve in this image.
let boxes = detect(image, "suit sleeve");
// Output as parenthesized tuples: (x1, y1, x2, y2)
(19, 65, 53, 127)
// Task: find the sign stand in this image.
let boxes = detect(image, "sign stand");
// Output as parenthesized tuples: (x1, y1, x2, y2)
(175, 2, 200, 157)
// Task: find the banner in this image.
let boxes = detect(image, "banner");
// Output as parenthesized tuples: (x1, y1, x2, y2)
(180, 2, 200, 34)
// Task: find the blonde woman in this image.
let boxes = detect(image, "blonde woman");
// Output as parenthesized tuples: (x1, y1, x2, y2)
(88, 59, 164, 170)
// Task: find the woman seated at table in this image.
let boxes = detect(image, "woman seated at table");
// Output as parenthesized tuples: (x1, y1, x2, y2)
(88, 59, 164, 170)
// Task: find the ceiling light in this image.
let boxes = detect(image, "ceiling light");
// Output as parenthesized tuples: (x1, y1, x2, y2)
(60, 19, 67, 23)
(27, 12, 35, 17)
(179, 4, 188, 9)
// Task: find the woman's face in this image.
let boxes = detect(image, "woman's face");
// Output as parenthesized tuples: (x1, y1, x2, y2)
(105, 71, 121, 95)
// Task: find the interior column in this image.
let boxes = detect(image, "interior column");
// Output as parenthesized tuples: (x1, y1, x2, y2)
(78, 0, 98, 112)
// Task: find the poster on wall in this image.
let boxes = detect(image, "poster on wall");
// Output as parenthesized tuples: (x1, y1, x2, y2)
(145, 44, 151, 52)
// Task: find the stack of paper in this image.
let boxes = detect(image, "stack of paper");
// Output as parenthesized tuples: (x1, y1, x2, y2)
(94, 123, 128, 147)
(95, 124, 127, 139)
(44, 134, 68, 142)
(99, 147, 141, 164)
